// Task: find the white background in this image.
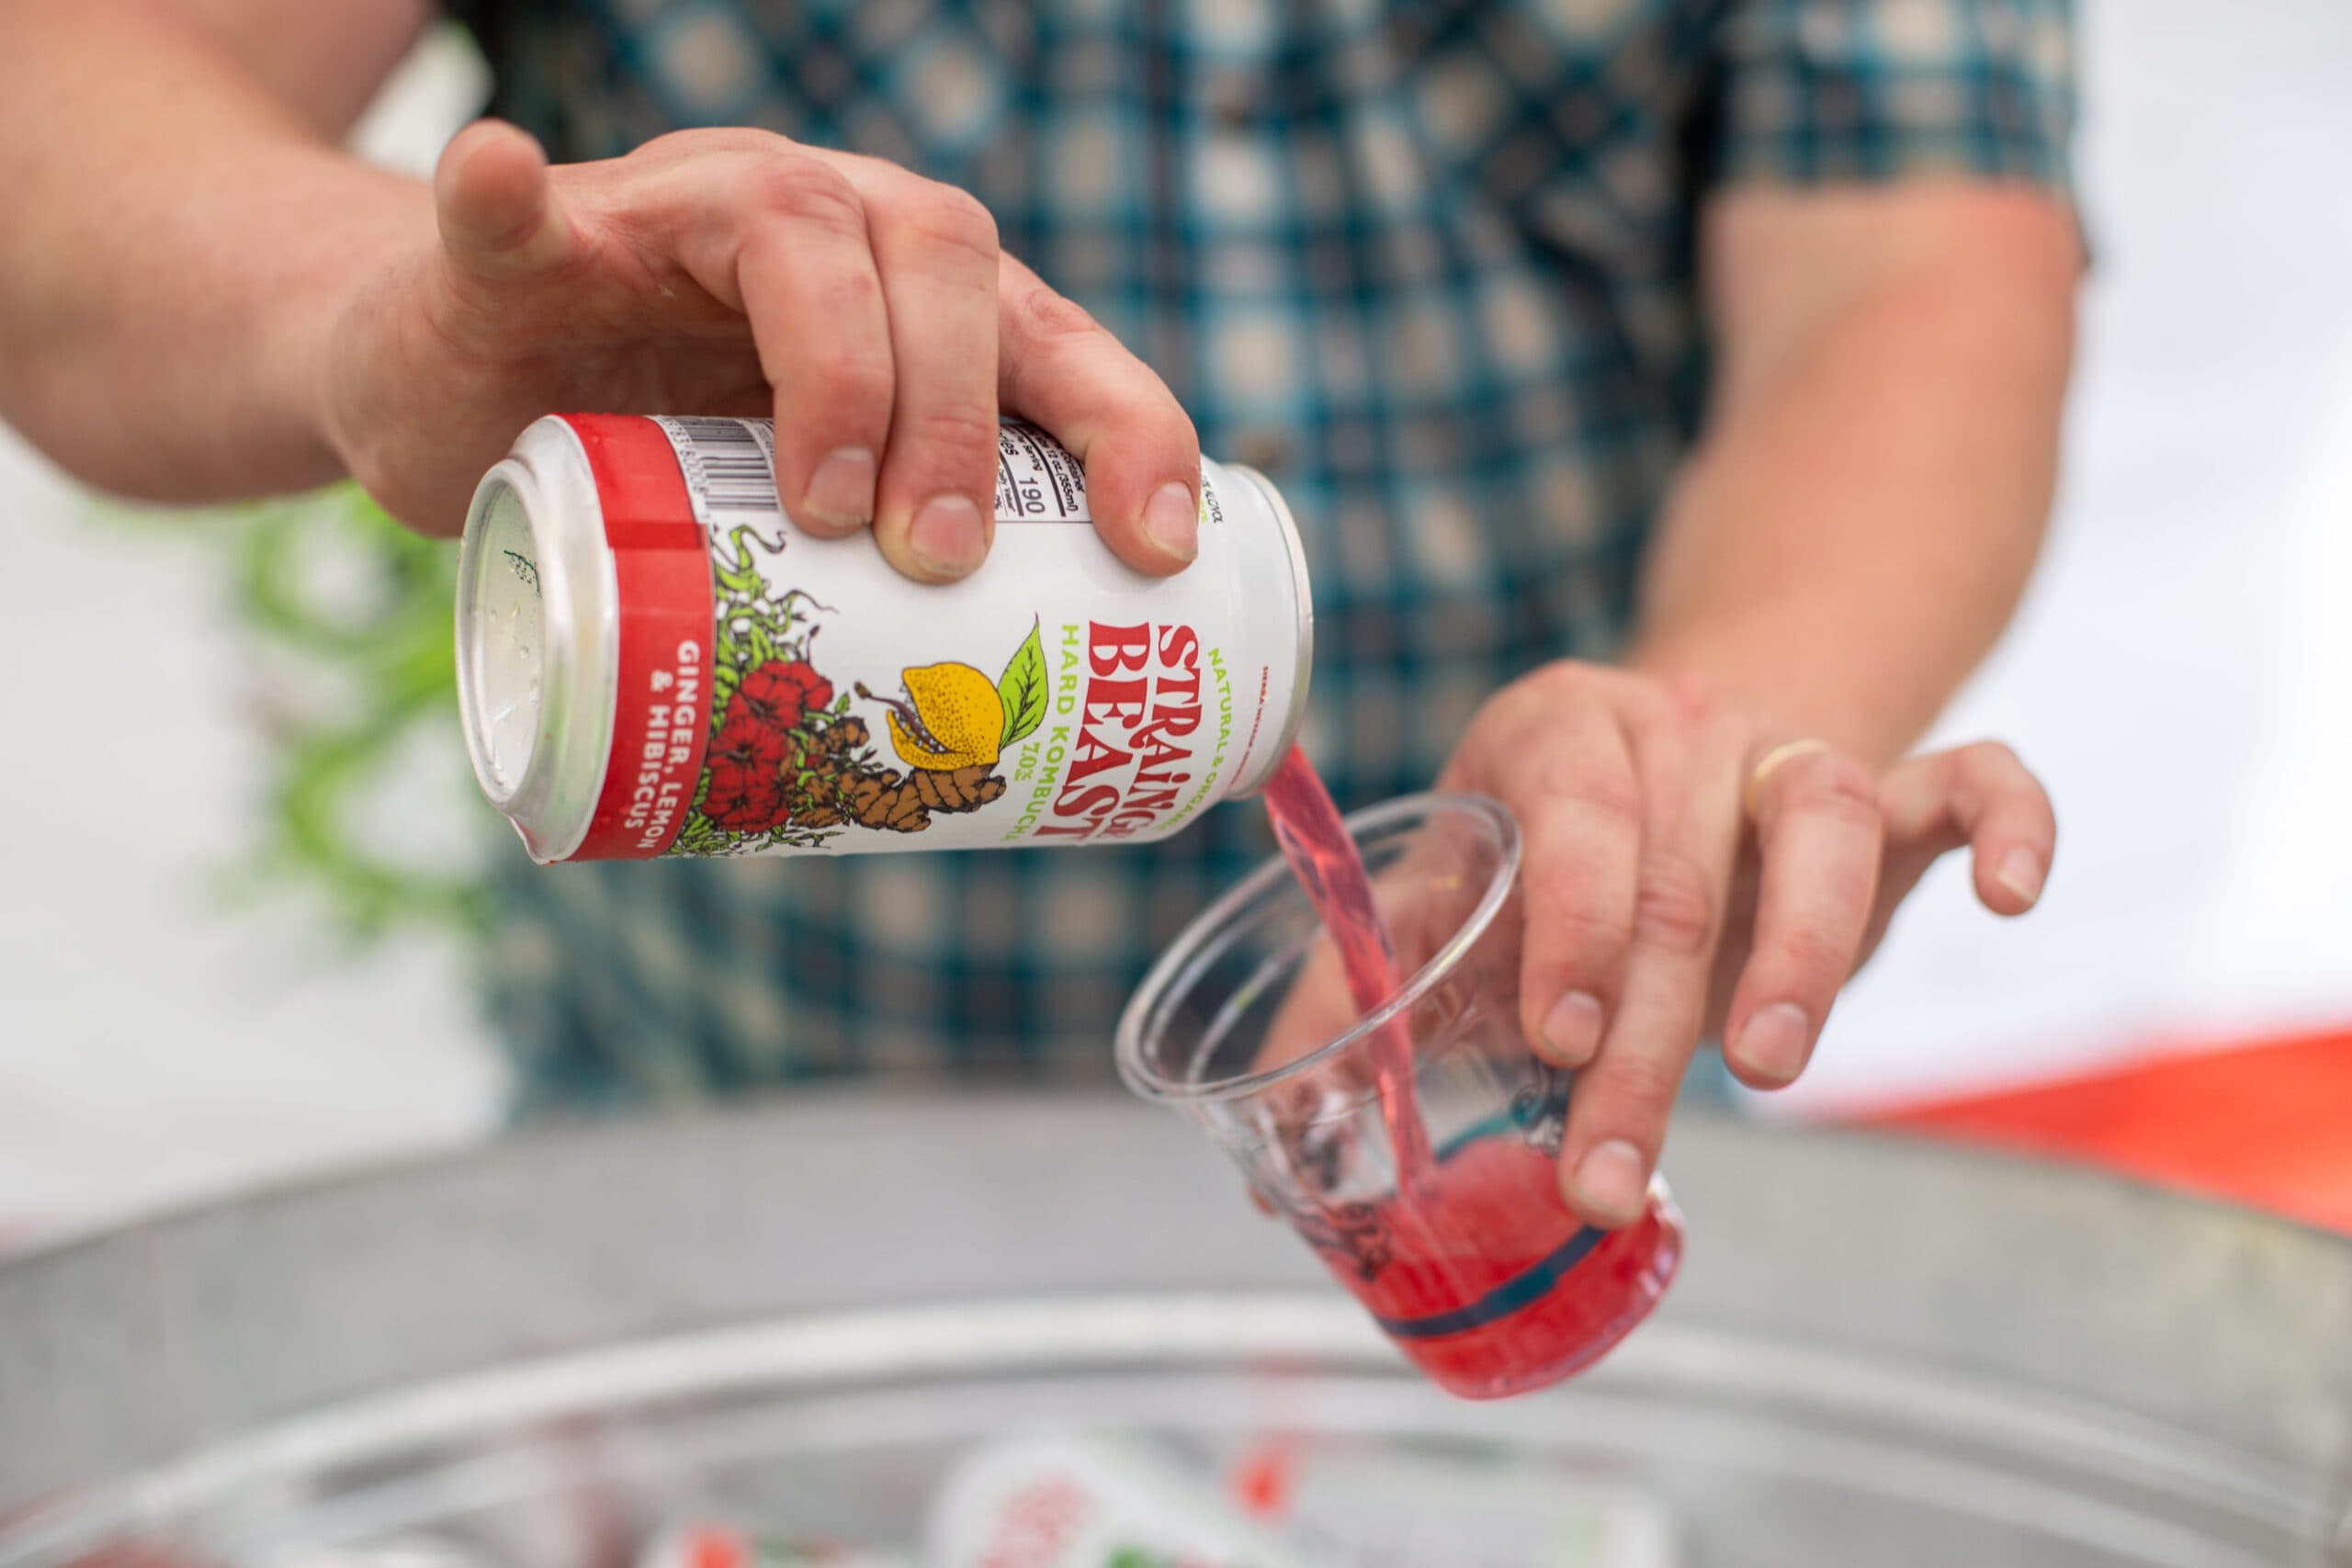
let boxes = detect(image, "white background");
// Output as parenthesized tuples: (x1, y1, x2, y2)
(2, 3, 2347, 1233)
(1786, 0, 2352, 1112)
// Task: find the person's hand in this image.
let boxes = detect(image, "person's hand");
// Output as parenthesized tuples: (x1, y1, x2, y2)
(316, 121, 1202, 581)
(1439, 662, 2056, 1228)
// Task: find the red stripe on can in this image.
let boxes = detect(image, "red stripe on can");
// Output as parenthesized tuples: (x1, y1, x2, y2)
(565, 414, 715, 861)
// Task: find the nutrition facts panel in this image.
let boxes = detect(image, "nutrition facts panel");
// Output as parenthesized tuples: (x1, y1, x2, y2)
(995, 420, 1091, 524)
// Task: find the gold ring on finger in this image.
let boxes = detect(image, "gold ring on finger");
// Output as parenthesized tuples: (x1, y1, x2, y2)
(1744, 738, 1836, 820)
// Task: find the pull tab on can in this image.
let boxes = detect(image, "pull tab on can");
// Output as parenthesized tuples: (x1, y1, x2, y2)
(455, 415, 1314, 863)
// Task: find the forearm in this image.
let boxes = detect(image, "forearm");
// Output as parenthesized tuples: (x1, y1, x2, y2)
(0, 0, 427, 501)
(1627, 199, 2077, 764)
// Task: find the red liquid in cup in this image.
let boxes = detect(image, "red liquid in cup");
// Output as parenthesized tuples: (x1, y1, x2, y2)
(1352, 1138, 1680, 1397)
(1260, 748, 1679, 1398)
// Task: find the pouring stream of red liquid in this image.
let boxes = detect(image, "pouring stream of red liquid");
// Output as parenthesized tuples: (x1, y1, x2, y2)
(1260, 746, 1436, 1189)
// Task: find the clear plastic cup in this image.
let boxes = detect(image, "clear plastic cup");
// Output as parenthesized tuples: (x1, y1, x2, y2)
(1116, 794, 1681, 1399)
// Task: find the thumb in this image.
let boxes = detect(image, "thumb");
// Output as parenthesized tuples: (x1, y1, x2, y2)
(435, 119, 574, 279)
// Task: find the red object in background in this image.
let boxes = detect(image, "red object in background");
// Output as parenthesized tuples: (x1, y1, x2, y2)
(1228, 1441, 1295, 1517)
(1876, 1026, 2352, 1234)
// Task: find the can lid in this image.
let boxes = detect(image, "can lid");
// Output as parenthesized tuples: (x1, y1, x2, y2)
(1223, 462, 1315, 797)
(454, 426, 617, 863)
(458, 478, 547, 805)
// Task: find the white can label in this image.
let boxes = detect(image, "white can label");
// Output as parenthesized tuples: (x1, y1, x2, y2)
(995, 422, 1092, 523)
(925, 1438, 1329, 1568)
(639, 416, 1297, 859)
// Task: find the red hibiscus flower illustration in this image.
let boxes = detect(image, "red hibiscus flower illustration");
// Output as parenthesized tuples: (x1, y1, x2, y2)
(775, 660, 833, 712)
(729, 659, 834, 734)
(701, 758, 791, 833)
(709, 714, 789, 771)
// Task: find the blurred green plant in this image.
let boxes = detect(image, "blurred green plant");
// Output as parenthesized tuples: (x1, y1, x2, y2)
(176, 486, 490, 942)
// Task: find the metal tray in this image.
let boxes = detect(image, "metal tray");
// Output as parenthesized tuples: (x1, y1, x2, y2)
(2, 1096, 2346, 1565)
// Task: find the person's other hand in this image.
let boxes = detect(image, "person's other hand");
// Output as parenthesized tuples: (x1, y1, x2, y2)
(1440, 662, 2056, 1227)
(318, 122, 1202, 581)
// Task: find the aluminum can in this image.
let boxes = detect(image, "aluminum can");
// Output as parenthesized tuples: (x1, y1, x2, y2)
(456, 415, 1313, 862)
(638, 1520, 906, 1568)
(1227, 1445, 1679, 1568)
(923, 1437, 1329, 1568)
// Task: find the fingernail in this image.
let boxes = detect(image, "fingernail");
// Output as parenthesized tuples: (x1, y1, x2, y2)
(908, 493, 987, 578)
(798, 447, 876, 531)
(1996, 848, 2044, 906)
(1570, 1139, 1647, 1226)
(1736, 1001, 1811, 1086)
(1540, 991, 1605, 1066)
(1142, 481, 1199, 563)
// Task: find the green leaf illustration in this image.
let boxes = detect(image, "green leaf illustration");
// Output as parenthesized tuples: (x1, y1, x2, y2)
(708, 662, 742, 738)
(668, 814, 724, 858)
(996, 616, 1048, 749)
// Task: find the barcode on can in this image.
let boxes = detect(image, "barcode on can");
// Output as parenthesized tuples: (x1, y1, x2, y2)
(654, 416, 782, 532)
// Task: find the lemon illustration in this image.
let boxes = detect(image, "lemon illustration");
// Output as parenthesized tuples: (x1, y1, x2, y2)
(863, 662, 1004, 772)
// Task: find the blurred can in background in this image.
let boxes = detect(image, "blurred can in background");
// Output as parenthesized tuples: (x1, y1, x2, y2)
(455, 415, 1311, 863)
(639, 1521, 905, 1568)
(924, 1437, 1329, 1568)
(1227, 1443, 1678, 1568)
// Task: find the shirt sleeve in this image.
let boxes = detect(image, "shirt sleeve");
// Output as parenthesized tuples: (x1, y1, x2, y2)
(1713, 0, 2077, 189)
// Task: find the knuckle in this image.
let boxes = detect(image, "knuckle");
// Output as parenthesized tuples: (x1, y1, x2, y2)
(746, 155, 864, 235)
(1016, 286, 1105, 342)
(1587, 1051, 1682, 1123)
(642, 127, 785, 156)
(630, 129, 707, 164)
(1537, 755, 1643, 831)
(1616, 674, 1678, 733)
(1961, 739, 2024, 781)
(796, 349, 894, 418)
(1771, 920, 1859, 987)
(1075, 381, 1198, 452)
(1784, 753, 1883, 831)
(1664, 670, 1724, 725)
(899, 402, 1001, 469)
(1138, 400, 1203, 459)
(818, 258, 885, 310)
(903, 184, 1000, 262)
(1633, 850, 1716, 957)
(1532, 659, 1603, 705)
(1532, 899, 1628, 977)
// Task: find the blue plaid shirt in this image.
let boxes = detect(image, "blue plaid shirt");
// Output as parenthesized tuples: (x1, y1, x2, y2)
(452, 0, 2075, 1112)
